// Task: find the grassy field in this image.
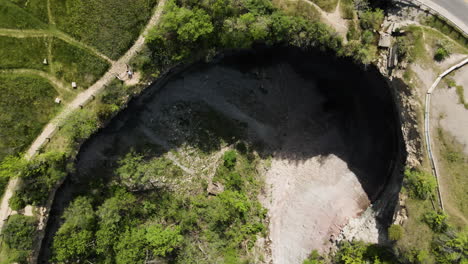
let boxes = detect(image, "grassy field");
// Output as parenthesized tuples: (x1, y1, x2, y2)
(50, 0, 158, 59)
(396, 197, 436, 263)
(0, 74, 60, 161)
(272, 0, 321, 22)
(0, 0, 47, 29)
(424, 16, 468, 48)
(0, 36, 48, 70)
(435, 128, 468, 228)
(50, 38, 110, 88)
(8, 0, 49, 24)
(308, 0, 338, 12)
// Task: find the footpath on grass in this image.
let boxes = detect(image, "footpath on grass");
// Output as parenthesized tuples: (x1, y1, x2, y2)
(0, 0, 167, 235)
(0, 28, 113, 63)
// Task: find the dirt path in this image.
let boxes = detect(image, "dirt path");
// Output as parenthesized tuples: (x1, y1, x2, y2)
(46, 0, 55, 25)
(0, 28, 113, 63)
(304, 0, 348, 39)
(0, 0, 167, 232)
(0, 68, 73, 98)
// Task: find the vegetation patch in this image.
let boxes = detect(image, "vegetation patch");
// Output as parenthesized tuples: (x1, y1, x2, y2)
(0, 0, 47, 29)
(423, 16, 468, 48)
(436, 128, 468, 227)
(50, 37, 110, 88)
(0, 214, 37, 263)
(9, 151, 67, 210)
(340, 0, 354, 20)
(50, 0, 158, 59)
(308, 0, 338, 13)
(0, 74, 60, 161)
(51, 147, 266, 263)
(0, 36, 48, 71)
(8, 0, 49, 24)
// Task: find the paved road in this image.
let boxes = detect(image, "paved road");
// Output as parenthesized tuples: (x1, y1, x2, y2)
(417, 0, 468, 34)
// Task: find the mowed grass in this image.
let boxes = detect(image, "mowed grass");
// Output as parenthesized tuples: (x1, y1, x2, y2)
(0, 74, 60, 161)
(436, 128, 468, 228)
(50, 0, 158, 59)
(0, 36, 48, 70)
(50, 38, 110, 88)
(8, 0, 49, 24)
(0, 0, 47, 29)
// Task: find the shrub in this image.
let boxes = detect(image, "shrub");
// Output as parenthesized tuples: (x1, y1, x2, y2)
(2, 214, 36, 251)
(404, 169, 436, 200)
(223, 150, 237, 169)
(347, 20, 360, 41)
(359, 8, 384, 31)
(145, 224, 183, 257)
(434, 40, 451, 62)
(52, 196, 96, 263)
(303, 250, 324, 264)
(361, 30, 374, 45)
(340, 0, 355, 20)
(61, 109, 99, 143)
(388, 224, 404, 241)
(9, 151, 67, 209)
(422, 211, 449, 233)
(432, 228, 467, 263)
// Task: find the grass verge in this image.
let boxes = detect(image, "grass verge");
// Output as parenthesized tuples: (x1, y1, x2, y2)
(435, 127, 468, 228)
(308, 0, 338, 12)
(50, 0, 158, 59)
(0, 36, 48, 71)
(0, 73, 61, 161)
(50, 37, 110, 88)
(0, 0, 47, 29)
(8, 0, 49, 24)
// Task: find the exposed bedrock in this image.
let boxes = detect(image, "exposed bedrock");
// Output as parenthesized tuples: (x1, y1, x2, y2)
(39, 47, 405, 263)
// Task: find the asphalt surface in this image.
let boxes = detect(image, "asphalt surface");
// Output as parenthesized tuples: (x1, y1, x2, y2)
(418, 0, 468, 34)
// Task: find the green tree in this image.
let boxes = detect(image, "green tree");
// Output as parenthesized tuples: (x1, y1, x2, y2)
(2, 214, 36, 250)
(149, 4, 213, 44)
(404, 169, 436, 200)
(114, 227, 147, 264)
(53, 228, 94, 263)
(360, 9, 384, 31)
(422, 211, 449, 233)
(61, 109, 99, 143)
(0, 155, 27, 179)
(52, 196, 96, 263)
(145, 224, 183, 257)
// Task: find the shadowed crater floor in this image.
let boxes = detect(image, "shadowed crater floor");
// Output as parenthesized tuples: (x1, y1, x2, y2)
(39, 47, 404, 263)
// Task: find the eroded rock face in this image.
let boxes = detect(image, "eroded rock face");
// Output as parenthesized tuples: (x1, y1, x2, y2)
(41, 47, 403, 264)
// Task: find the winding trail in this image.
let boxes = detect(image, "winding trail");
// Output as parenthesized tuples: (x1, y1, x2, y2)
(424, 56, 468, 211)
(0, 0, 167, 233)
(0, 28, 113, 63)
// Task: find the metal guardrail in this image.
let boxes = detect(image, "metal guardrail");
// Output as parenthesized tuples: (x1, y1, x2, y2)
(394, 0, 468, 37)
(424, 57, 468, 211)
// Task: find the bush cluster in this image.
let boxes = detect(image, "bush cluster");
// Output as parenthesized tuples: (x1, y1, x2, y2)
(51, 147, 266, 263)
(404, 168, 436, 200)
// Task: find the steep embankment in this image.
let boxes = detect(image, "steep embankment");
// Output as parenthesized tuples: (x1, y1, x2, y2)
(39, 47, 404, 264)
